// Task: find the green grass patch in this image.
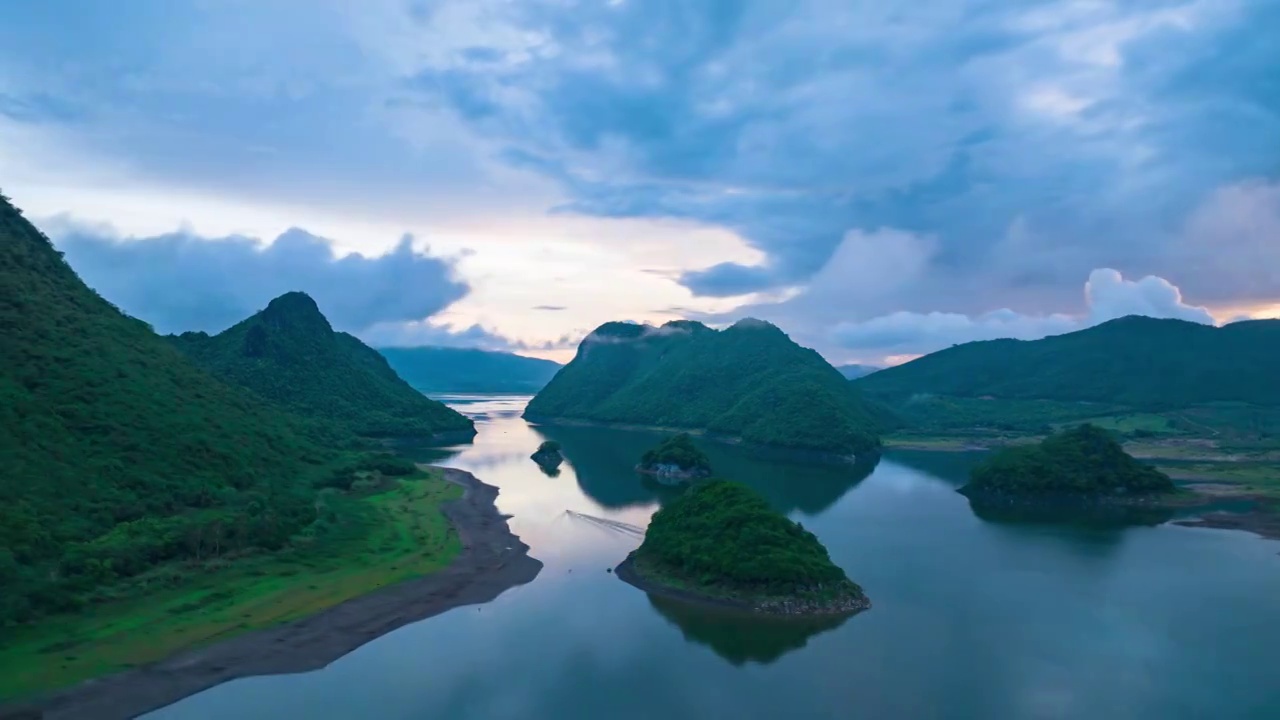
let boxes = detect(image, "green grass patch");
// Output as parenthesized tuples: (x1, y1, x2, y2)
(1158, 462, 1280, 500)
(0, 470, 462, 701)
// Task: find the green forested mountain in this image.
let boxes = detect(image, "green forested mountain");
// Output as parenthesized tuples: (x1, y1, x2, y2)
(377, 346, 561, 394)
(0, 193, 346, 625)
(525, 319, 889, 455)
(169, 293, 474, 439)
(961, 424, 1174, 497)
(856, 316, 1280, 408)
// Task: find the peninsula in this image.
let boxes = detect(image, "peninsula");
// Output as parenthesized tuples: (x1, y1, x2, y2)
(636, 433, 713, 483)
(525, 318, 890, 458)
(615, 481, 870, 615)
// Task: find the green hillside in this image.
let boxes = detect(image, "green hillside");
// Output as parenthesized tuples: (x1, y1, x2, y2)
(169, 293, 474, 440)
(856, 316, 1280, 408)
(525, 319, 889, 455)
(377, 346, 561, 394)
(0, 193, 345, 626)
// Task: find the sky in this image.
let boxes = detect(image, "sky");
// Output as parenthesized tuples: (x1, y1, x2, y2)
(2, 0, 1277, 364)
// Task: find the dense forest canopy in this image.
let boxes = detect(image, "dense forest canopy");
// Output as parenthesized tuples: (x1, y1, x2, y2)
(168, 293, 473, 439)
(526, 319, 891, 455)
(636, 480, 863, 600)
(0, 192, 363, 627)
(962, 424, 1175, 497)
(639, 434, 712, 472)
(377, 346, 562, 394)
(855, 315, 1280, 409)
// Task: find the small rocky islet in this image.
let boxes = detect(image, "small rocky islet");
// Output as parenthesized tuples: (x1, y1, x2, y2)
(615, 480, 870, 616)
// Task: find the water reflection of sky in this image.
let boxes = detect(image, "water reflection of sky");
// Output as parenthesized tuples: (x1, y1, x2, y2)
(146, 396, 1280, 720)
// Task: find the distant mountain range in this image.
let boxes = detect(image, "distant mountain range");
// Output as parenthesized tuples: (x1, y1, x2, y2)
(168, 292, 474, 440)
(837, 364, 882, 380)
(525, 318, 890, 456)
(377, 346, 562, 395)
(855, 315, 1280, 409)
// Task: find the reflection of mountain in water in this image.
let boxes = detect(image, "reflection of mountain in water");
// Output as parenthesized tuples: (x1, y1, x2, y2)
(532, 423, 877, 515)
(882, 449, 986, 486)
(965, 495, 1176, 530)
(388, 443, 463, 466)
(646, 594, 849, 666)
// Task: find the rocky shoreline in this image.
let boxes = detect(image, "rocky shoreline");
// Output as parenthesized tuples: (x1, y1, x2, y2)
(2, 467, 542, 720)
(614, 554, 871, 616)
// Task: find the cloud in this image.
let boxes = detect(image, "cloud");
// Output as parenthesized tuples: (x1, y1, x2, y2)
(1175, 179, 1280, 304)
(49, 220, 469, 334)
(532, 305, 567, 311)
(1083, 268, 1214, 325)
(391, 0, 1278, 306)
(2, 0, 1277, 351)
(360, 319, 514, 350)
(362, 319, 585, 354)
(829, 268, 1213, 358)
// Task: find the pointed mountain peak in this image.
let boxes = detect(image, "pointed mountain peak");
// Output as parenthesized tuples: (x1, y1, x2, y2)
(257, 291, 333, 333)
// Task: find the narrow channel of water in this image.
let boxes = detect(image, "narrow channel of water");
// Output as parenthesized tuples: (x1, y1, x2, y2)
(147, 395, 1280, 720)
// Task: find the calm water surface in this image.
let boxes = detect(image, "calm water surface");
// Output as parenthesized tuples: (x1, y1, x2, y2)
(148, 395, 1280, 720)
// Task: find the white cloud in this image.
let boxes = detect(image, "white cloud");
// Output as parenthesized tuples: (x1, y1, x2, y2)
(828, 267, 1213, 359)
(1084, 267, 1213, 324)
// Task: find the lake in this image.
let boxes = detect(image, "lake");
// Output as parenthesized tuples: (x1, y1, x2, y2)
(146, 395, 1280, 720)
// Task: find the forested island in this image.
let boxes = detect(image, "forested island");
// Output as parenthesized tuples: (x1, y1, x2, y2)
(959, 424, 1175, 499)
(169, 292, 474, 441)
(615, 481, 870, 615)
(525, 319, 890, 458)
(636, 434, 713, 482)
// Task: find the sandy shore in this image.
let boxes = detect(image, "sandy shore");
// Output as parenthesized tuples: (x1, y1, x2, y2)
(5, 468, 542, 720)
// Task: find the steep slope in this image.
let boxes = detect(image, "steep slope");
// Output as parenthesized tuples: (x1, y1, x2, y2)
(169, 293, 474, 440)
(855, 316, 1280, 408)
(377, 346, 561, 394)
(0, 192, 338, 624)
(524, 319, 889, 455)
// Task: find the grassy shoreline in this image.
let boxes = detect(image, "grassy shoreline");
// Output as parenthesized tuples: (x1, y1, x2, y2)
(0, 469, 462, 700)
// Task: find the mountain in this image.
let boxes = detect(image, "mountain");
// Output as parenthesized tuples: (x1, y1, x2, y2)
(377, 346, 561, 394)
(0, 192, 340, 624)
(169, 293, 474, 440)
(855, 316, 1280, 409)
(837, 364, 881, 380)
(524, 319, 889, 455)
